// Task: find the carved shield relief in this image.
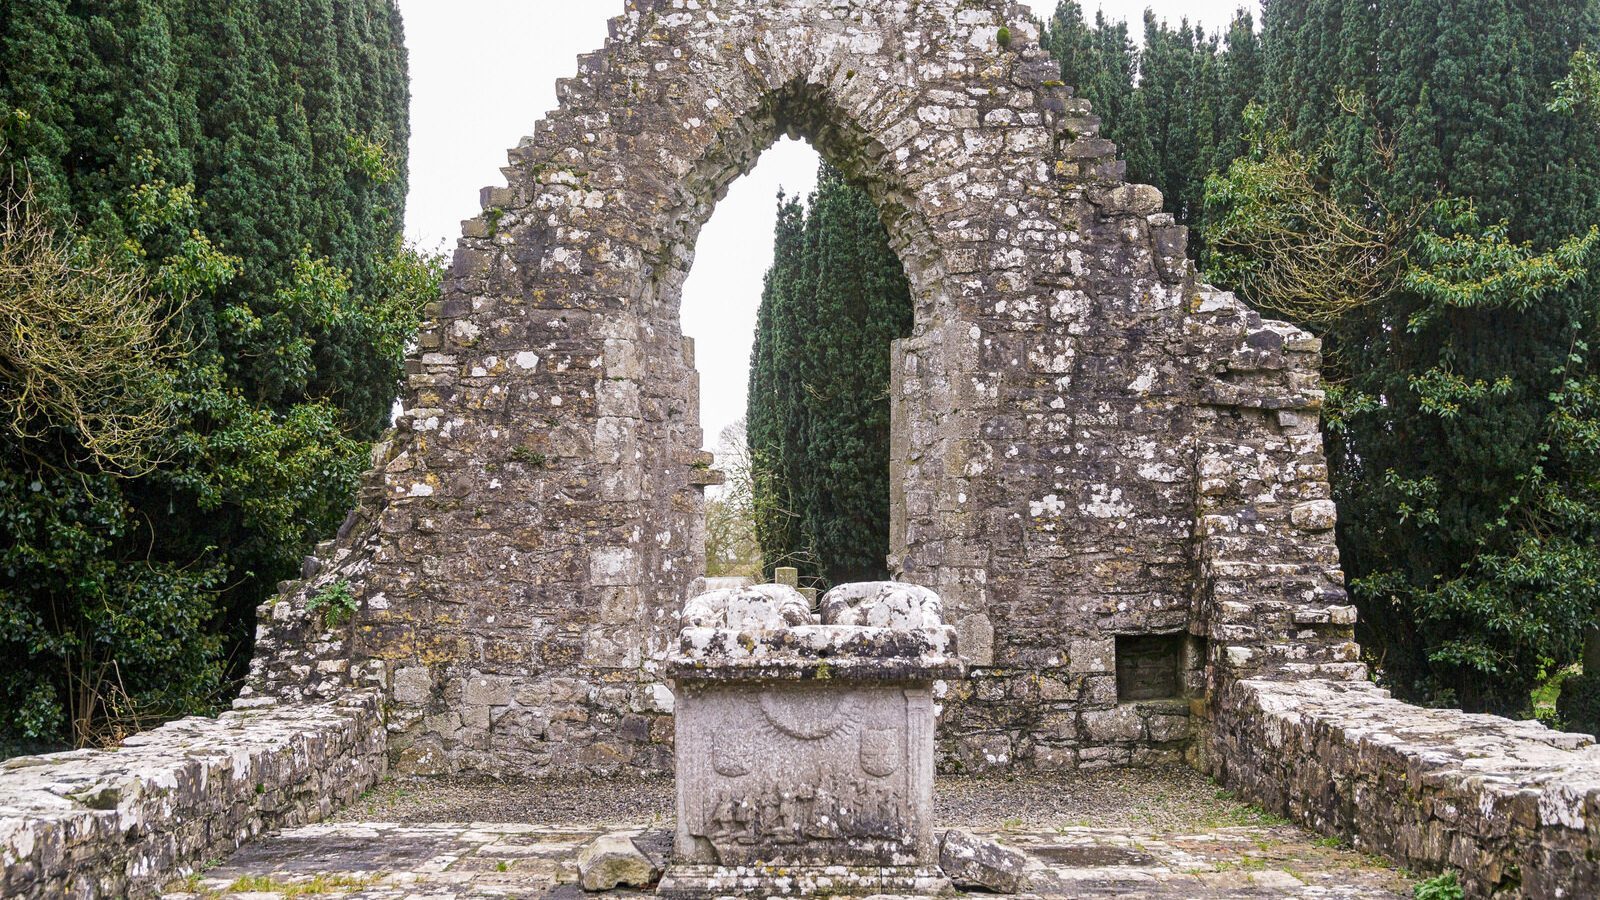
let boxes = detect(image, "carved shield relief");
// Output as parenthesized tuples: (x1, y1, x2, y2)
(712, 726, 754, 776)
(859, 723, 901, 777)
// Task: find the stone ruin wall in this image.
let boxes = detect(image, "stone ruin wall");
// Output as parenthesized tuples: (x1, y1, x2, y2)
(1205, 679, 1600, 898)
(246, 0, 1356, 778)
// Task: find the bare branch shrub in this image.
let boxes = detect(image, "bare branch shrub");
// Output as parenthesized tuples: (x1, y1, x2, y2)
(1203, 115, 1418, 328)
(0, 183, 183, 472)
(706, 418, 764, 579)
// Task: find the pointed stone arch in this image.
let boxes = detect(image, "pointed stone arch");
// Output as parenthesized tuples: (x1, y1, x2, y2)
(250, 0, 1357, 777)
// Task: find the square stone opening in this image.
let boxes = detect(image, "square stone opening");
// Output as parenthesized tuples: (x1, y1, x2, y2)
(1115, 634, 1186, 702)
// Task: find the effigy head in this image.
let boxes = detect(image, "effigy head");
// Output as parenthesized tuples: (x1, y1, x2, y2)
(680, 583, 813, 630)
(820, 581, 945, 630)
(672, 580, 962, 677)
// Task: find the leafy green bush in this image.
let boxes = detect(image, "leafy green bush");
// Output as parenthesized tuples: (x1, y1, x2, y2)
(1414, 872, 1464, 900)
(0, 0, 433, 748)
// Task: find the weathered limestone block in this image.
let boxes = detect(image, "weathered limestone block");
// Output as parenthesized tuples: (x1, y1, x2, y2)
(957, 613, 996, 667)
(576, 832, 660, 891)
(663, 582, 963, 895)
(1290, 499, 1338, 532)
(1083, 705, 1146, 743)
(939, 829, 1030, 894)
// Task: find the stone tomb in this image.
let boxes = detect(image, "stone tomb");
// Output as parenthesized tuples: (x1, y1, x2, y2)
(660, 582, 963, 896)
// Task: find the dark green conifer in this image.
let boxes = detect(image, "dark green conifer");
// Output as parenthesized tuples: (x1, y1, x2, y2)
(0, 0, 428, 747)
(746, 167, 912, 588)
(748, 194, 807, 579)
(1242, 0, 1600, 713)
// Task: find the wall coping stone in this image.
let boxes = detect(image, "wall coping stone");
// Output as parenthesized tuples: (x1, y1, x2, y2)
(1207, 678, 1598, 897)
(0, 692, 386, 899)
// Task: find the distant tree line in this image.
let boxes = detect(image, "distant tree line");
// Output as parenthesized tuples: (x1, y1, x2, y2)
(705, 419, 763, 581)
(747, 0, 1600, 727)
(0, 0, 438, 750)
(1042, 1, 1263, 254)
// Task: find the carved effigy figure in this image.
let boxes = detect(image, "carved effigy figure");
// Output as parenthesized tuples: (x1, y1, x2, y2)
(805, 780, 840, 840)
(732, 796, 754, 844)
(777, 792, 800, 843)
(757, 794, 780, 838)
(708, 791, 737, 840)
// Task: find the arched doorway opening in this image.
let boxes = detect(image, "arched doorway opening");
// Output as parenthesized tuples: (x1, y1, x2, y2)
(685, 141, 916, 593)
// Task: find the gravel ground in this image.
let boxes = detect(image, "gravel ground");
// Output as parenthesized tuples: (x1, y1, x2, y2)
(334, 774, 675, 826)
(335, 765, 1270, 833)
(936, 767, 1277, 831)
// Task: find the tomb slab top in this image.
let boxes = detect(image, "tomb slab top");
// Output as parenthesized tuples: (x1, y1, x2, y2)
(672, 582, 963, 682)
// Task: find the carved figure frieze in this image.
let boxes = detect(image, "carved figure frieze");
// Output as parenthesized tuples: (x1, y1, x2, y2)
(701, 771, 910, 849)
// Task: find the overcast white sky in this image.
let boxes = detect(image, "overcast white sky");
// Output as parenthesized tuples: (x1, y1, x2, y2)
(399, 0, 1257, 449)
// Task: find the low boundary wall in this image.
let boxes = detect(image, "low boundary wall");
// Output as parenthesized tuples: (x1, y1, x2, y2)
(1206, 678, 1599, 898)
(0, 692, 385, 898)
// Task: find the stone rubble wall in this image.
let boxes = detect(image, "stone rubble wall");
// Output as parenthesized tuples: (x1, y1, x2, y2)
(248, 0, 1354, 778)
(246, 437, 403, 706)
(1205, 678, 1600, 898)
(0, 693, 385, 899)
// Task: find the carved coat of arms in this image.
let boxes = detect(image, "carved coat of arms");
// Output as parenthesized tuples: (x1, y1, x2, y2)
(859, 722, 901, 777)
(712, 726, 754, 776)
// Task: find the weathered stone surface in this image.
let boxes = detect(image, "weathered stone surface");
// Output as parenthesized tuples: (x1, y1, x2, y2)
(957, 614, 996, 667)
(682, 584, 812, 630)
(0, 693, 384, 899)
(1206, 679, 1600, 899)
(656, 863, 951, 898)
(821, 581, 945, 629)
(1290, 499, 1338, 532)
(671, 681, 942, 866)
(576, 832, 659, 891)
(168, 816, 1416, 899)
(940, 828, 1030, 893)
(674, 582, 961, 680)
(247, 0, 1351, 782)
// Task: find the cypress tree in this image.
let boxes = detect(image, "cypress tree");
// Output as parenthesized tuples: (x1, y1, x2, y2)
(0, 0, 429, 748)
(1039, 4, 1257, 240)
(746, 167, 912, 588)
(1237, 0, 1600, 713)
(748, 194, 807, 579)
(1043, 3, 1144, 178)
(800, 168, 913, 586)
(1210, 12, 1262, 186)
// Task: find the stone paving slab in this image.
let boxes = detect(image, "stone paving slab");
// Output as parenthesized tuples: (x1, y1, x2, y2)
(162, 820, 1412, 899)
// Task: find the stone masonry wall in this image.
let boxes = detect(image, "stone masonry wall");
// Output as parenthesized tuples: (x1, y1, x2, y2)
(249, 0, 1353, 777)
(1206, 678, 1600, 898)
(0, 693, 385, 899)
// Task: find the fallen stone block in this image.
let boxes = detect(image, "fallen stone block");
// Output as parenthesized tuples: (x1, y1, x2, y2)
(940, 829, 1029, 893)
(577, 832, 660, 891)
